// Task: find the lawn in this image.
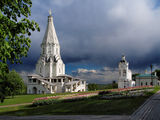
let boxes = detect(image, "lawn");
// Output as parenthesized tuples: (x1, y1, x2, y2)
(0, 95, 148, 116)
(0, 86, 159, 116)
(0, 92, 76, 106)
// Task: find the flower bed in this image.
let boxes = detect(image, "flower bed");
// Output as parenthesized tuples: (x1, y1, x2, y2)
(100, 86, 154, 100)
(32, 92, 98, 106)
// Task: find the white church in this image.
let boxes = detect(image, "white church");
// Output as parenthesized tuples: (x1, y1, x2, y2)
(27, 12, 87, 94)
(118, 55, 160, 88)
(118, 55, 135, 88)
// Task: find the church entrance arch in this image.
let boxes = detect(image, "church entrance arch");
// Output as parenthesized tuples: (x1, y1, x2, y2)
(33, 87, 37, 94)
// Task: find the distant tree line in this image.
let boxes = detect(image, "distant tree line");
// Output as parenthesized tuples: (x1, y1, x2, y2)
(88, 81, 118, 91)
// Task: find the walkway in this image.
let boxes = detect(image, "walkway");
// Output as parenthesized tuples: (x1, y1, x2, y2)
(130, 91, 160, 120)
(0, 103, 32, 108)
(0, 115, 129, 120)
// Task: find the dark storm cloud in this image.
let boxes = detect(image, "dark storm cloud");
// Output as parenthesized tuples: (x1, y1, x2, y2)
(11, 0, 160, 74)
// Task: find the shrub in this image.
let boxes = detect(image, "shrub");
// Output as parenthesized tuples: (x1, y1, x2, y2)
(98, 91, 111, 95)
(32, 99, 61, 106)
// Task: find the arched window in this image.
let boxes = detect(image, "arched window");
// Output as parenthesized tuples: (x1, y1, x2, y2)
(146, 82, 147, 85)
(29, 89, 31, 94)
(123, 70, 126, 76)
(56, 48, 58, 54)
(40, 67, 42, 73)
(141, 82, 143, 86)
(33, 87, 37, 94)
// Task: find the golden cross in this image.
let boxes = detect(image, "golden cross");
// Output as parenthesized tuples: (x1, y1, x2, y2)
(49, 9, 52, 16)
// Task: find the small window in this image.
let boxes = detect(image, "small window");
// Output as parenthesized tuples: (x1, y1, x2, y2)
(82, 81, 84, 84)
(33, 79, 36, 83)
(63, 79, 65, 82)
(150, 82, 153, 85)
(38, 81, 41, 84)
(123, 70, 126, 76)
(58, 79, 61, 82)
(51, 79, 53, 83)
(54, 79, 57, 82)
(141, 82, 143, 86)
(146, 82, 147, 85)
(29, 79, 32, 83)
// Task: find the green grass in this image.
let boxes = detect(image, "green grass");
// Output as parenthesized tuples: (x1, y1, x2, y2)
(0, 92, 76, 106)
(0, 96, 148, 116)
(0, 86, 159, 116)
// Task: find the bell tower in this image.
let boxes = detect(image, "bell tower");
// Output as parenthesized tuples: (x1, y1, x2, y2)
(35, 11, 65, 78)
(118, 55, 132, 88)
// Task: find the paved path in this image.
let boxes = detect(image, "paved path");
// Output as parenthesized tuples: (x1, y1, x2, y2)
(0, 103, 32, 108)
(0, 115, 129, 120)
(130, 91, 160, 120)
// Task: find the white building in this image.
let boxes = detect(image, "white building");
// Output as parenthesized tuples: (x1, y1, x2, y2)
(135, 73, 160, 86)
(27, 12, 87, 94)
(118, 55, 135, 88)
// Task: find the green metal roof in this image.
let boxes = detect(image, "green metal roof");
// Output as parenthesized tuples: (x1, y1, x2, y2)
(137, 74, 156, 78)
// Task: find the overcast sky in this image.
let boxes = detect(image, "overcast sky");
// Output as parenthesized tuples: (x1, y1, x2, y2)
(10, 0, 160, 83)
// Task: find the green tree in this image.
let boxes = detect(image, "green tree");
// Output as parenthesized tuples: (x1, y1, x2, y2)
(0, 0, 40, 102)
(154, 69, 160, 79)
(88, 83, 98, 91)
(5, 70, 25, 98)
(112, 81, 118, 88)
(132, 73, 140, 81)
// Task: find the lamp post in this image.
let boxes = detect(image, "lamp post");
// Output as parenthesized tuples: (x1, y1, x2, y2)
(150, 64, 153, 86)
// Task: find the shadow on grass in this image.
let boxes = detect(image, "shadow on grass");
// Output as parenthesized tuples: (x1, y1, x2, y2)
(0, 96, 149, 116)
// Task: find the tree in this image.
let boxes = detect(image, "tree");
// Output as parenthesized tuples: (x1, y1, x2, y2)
(88, 83, 98, 91)
(5, 70, 25, 97)
(154, 69, 160, 79)
(112, 81, 118, 88)
(132, 73, 140, 81)
(0, 0, 40, 102)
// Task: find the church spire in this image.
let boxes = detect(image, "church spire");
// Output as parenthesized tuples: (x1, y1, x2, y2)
(42, 10, 59, 45)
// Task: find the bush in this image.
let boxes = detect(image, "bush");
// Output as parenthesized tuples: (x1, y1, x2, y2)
(98, 91, 111, 95)
(32, 99, 61, 106)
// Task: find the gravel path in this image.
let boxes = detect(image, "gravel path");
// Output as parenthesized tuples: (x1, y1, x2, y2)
(0, 103, 32, 108)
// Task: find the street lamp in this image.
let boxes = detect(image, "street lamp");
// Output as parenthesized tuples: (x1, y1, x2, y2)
(150, 64, 153, 86)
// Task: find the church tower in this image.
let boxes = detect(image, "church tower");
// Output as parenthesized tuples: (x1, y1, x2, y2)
(35, 11, 65, 78)
(118, 55, 132, 88)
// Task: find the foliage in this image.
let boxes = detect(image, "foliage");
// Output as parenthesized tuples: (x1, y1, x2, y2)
(5, 70, 26, 97)
(0, 0, 40, 102)
(88, 82, 118, 91)
(88, 83, 98, 91)
(154, 69, 160, 79)
(132, 73, 140, 80)
(0, 0, 40, 66)
(98, 91, 111, 96)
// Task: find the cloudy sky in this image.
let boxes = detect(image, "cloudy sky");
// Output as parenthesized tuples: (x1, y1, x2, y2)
(10, 0, 160, 83)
